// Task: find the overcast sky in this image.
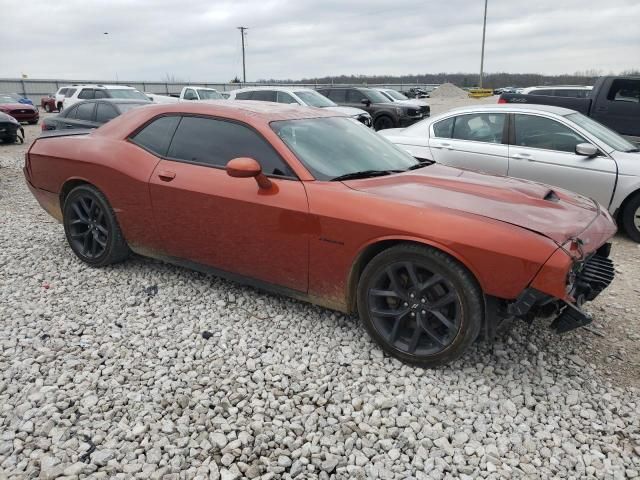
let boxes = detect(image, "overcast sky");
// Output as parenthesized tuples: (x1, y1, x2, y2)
(1, 0, 639, 82)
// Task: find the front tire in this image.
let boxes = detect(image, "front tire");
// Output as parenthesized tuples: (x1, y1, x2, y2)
(621, 193, 640, 242)
(374, 115, 394, 131)
(63, 185, 130, 267)
(357, 244, 483, 367)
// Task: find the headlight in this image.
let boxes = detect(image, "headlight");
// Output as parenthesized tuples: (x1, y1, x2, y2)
(407, 108, 419, 116)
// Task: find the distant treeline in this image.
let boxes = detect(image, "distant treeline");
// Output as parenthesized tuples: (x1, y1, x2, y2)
(258, 69, 640, 88)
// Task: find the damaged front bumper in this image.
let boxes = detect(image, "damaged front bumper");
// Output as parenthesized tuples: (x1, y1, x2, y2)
(506, 242, 615, 333)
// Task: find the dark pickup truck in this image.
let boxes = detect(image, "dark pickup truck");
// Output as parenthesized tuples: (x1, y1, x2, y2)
(499, 76, 640, 143)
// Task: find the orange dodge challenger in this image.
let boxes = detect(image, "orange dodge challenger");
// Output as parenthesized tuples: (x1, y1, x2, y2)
(24, 101, 616, 367)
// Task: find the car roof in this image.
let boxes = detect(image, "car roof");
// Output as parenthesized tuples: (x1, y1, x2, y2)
(71, 99, 150, 105)
(230, 86, 314, 94)
(71, 84, 138, 90)
(443, 103, 577, 116)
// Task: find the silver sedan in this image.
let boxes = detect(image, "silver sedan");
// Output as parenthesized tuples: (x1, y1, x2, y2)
(379, 104, 640, 241)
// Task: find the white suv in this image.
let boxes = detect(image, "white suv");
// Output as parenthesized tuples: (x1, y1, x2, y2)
(227, 86, 373, 127)
(63, 84, 149, 109)
(520, 85, 593, 98)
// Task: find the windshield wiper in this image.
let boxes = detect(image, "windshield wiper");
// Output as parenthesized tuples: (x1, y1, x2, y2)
(330, 169, 402, 181)
(625, 148, 639, 153)
(406, 159, 434, 171)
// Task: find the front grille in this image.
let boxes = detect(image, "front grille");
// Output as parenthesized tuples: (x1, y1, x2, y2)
(575, 253, 615, 301)
(11, 109, 33, 115)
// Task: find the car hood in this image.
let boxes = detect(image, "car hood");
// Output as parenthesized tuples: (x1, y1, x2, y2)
(344, 164, 601, 245)
(323, 106, 369, 116)
(0, 102, 36, 111)
(612, 150, 640, 176)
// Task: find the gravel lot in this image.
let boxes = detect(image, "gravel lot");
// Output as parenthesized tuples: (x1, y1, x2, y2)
(1, 111, 639, 479)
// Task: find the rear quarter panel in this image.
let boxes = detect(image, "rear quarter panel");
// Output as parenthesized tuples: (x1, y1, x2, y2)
(28, 134, 163, 252)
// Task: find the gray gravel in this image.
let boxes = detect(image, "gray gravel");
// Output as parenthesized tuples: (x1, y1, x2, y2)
(1, 121, 639, 479)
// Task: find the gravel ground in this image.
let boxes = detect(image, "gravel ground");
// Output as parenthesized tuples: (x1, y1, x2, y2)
(0, 113, 639, 479)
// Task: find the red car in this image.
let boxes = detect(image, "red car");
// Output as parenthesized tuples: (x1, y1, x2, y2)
(25, 102, 617, 366)
(41, 94, 58, 113)
(0, 95, 39, 124)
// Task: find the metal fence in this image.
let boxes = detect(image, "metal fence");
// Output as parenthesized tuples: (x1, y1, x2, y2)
(0, 78, 439, 105)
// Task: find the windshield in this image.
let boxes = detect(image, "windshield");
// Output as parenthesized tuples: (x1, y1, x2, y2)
(365, 89, 393, 103)
(566, 112, 637, 152)
(385, 90, 409, 101)
(294, 90, 336, 108)
(108, 89, 150, 101)
(0, 96, 17, 104)
(272, 117, 420, 180)
(197, 89, 222, 100)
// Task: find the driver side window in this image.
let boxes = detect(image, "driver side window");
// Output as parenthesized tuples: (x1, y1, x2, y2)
(514, 114, 587, 153)
(451, 113, 505, 144)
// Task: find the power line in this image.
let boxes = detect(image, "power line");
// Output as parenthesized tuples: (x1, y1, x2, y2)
(237, 26, 248, 83)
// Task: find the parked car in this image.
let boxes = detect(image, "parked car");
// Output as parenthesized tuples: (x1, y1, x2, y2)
(146, 86, 224, 104)
(519, 86, 593, 98)
(41, 93, 58, 112)
(405, 87, 430, 99)
(0, 111, 24, 143)
(374, 88, 430, 116)
(54, 86, 74, 111)
(379, 104, 640, 241)
(499, 76, 640, 143)
(62, 84, 149, 110)
(228, 86, 372, 127)
(0, 95, 39, 124)
(316, 87, 424, 130)
(25, 102, 616, 367)
(41, 99, 150, 131)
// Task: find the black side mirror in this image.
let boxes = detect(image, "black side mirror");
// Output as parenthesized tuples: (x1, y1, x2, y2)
(361, 98, 371, 106)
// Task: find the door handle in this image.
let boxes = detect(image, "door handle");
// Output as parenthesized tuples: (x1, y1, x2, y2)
(65, 124, 73, 128)
(158, 170, 176, 181)
(512, 152, 534, 161)
(435, 142, 453, 150)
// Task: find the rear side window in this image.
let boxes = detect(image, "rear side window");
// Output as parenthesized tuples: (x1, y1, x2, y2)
(166, 116, 294, 177)
(65, 88, 77, 98)
(94, 90, 108, 99)
(276, 91, 296, 104)
(326, 89, 346, 103)
(78, 89, 95, 100)
(432, 117, 454, 138)
(234, 91, 253, 100)
(530, 89, 553, 96)
(452, 113, 505, 143)
(130, 116, 180, 157)
(514, 114, 587, 153)
(75, 103, 96, 121)
(251, 90, 277, 102)
(607, 79, 640, 103)
(96, 103, 119, 123)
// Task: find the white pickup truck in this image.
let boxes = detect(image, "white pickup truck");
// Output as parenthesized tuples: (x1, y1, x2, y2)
(146, 86, 224, 104)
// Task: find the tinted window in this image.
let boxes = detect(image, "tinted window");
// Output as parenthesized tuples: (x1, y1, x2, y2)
(59, 88, 68, 95)
(95, 103, 119, 123)
(452, 113, 505, 143)
(65, 88, 77, 98)
(530, 89, 553, 96)
(276, 91, 296, 104)
(78, 89, 95, 100)
(130, 116, 180, 156)
(167, 116, 294, 176)
(234, 91, 252, 100)
(326, 89, 346, 103)
(607, 79, 640, 103)
(94, 89, 108, 99)
(347, 89, 366, 103)
(514, 114, 587, 153)
(432, 117, 454, 138)
(63, 105, 79, 119)
(183, 88, 198, 100)
(251, 90, 277, 102)
(75, 103, 96, 121)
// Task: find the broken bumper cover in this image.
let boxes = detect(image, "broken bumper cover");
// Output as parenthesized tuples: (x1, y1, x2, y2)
(508, 244, 615, 333)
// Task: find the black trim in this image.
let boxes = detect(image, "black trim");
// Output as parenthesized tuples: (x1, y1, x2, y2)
(127, 113, 299, 181)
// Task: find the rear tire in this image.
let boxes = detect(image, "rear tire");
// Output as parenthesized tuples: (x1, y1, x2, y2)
(621, 193, 640, 242)
(63, 185, 130, 267)
(356, 244, 483, 367)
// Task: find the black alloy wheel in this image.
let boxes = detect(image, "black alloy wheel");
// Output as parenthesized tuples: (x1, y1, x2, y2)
(63, 185, 129, 266)
(374, 115, 394, 131)
(357, 244, 482, 367)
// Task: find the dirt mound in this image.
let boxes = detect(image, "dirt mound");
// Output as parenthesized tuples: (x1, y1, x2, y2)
(430, 83, 469, 100)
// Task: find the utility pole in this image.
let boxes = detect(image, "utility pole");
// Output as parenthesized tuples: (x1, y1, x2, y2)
(237, 26, 248, 83)
(479, 0, 488, 88)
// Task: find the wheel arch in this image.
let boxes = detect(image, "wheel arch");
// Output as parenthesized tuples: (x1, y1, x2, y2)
(616, 187, 640, 222)
(345, 236, 486, 313)
(59, 178, 94, 209)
